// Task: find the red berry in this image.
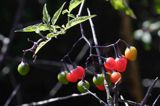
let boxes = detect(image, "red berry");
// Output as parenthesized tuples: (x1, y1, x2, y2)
(110, 72, 122, 84)
(115, 57, 127, 72)
(96, 85, 105, 91)
(72, 66, 85, 80)
(104, 57, 116, 71)
(66, 72, 78, 83)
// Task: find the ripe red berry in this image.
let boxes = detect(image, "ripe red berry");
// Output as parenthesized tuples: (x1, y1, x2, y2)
(96, 85, 105, 91)
(104, 57, 116, 71)
(66, 72, 78, 83)
(110, 72, 122, 84)
(72, 66, 85, 80)
(115, 57, 127, 72)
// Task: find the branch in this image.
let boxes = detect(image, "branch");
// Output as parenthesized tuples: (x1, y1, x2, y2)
(84, 88, 107, 106)
(20, 92, 90, 106)
(87, 8, 111, 105)
(118, 98, 140, 106)
(4, 84, 20, 106)
(140, 77, 159, 106)
(152, 94, 160, 106)
(0, 0, 25, 63)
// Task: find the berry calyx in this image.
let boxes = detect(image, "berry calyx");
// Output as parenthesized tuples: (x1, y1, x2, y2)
(110, 72, 122, 84)
(115, 57, 127, 72)
(57, 71, 69, 84)
(125, 46, 137, 61)
(93, 74, 104, 85)
(17, 61, 30, 76)
(77, 80, 90, 93)
(104, 57, 116, 71)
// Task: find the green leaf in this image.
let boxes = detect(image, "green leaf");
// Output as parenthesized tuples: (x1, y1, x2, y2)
(69, 0, 84, 12)
(43, 4, 51, 24)
(110, 0, 124, 10)
(65, 15, 96, 30)
(47, 33, 58, 38)
(154, 0, 160, 14)
(51, 3, 66, 25)
(124, 7, 136, 19)
(110, 0, 136, 19)
(68, 14, 76, 19)
(62, 9, 69, 15)
(15, 23, 49, 32)
(34, 39, 51, 56)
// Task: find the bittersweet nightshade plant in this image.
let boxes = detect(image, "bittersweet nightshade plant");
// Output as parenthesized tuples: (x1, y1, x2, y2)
(13, 0, 160, 106)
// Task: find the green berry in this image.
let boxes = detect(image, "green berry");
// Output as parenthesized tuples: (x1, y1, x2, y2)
(17, 62, 30, 76)
(93, 74, 104, 85)
(77, 80, 90, 93)
(57, 71, 69, 84)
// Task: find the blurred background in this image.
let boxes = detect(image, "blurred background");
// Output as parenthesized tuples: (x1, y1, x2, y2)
(0, 0, 160, 105)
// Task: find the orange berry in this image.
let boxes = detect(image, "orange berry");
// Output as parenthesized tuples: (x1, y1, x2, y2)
(125, 46, 137, 61)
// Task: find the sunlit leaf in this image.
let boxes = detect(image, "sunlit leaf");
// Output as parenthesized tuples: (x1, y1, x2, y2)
(154, 0, 160, 14)
(65, 15, 96, 29)
(15, 23, 49, 32)
(69, 0, 84, 12)
(62, 9, 69, 15)
(34, 39, 51, 56)
(51, 3, 66, 25)
(43, 4, 51, 24)
(110, 0, 136, 18)
(47, 33, 58, 38)
(68, 14, 76, 19)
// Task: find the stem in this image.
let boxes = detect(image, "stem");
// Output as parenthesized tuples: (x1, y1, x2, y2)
(4, 84, 21, 106)
(140, 77, 159, 106)
(87, 8, 111, 105)
(20, 92, 90, 106)
(152, 94, 160, 106)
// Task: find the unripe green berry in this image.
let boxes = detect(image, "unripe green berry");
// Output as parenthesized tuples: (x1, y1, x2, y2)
(17, 62, 30, 76)
(77, 80, 90, 93)
(57, 71, 69, 84)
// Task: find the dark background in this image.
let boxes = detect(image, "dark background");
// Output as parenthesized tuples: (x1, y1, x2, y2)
(0, 0, 160, 105)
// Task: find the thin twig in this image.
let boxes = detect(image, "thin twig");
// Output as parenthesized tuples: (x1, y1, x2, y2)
(86, 89, 108, 106)
(140, 77, 159, 106)
(87, 8, 111, 105)
(120, 95, 129, 106)
(82, 86, 107, 106)
(4, 84, 21, 106)
(20, 92, 90, 106)
(152, 94, 160, 106)
(118, 98, 140, 106)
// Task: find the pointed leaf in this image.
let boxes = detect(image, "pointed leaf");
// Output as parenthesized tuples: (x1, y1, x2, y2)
(43, 4, 51, 24)
(68, 13, 76, 19)
(15, 23, 49, 32)
(69, 0, 84, 12)
(34, 39, 51, 56)
(65, 15, 96, 30)
(51, 3, 66, 25)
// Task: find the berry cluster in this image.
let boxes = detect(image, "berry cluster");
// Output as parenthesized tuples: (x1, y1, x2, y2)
(56, 42, 137, 93)
(17, 39, 137, 93)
